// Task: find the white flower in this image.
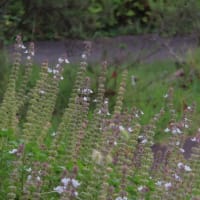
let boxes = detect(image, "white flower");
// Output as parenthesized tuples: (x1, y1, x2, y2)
(27, 175, 32, 181)
(19, 44, 26, 49)
(51, 132, 56, 136)
(155, 181, 163, 186)
(163, 94, 168, 98)
(176, 141, 180, 146)
(104, 99, 108, 104)
(9, 149, 18, 154)
(82, 88, 93, 94)
(36, 176, 41, 181)
(71, 179, 80, 188)
(27, 56, 31, 60)
(26, 167, 32, 172)
(184, 124, 189, 128)
(177, 162, 184, 169)
(119, 125, 125, 131)
(179, 148, 185, 153)
(131, 75, 136, 86)
(31, 51, 35, 56)
(128, 127, 133, 132)
(141, 139, 148, 144)
(24, 50, 28, 54)
(53, 69, 59, 74)
(39, 90, 45, 94)
(138, 185, 144, 192)
(114, 141, 117, 146)
(174, 174, 181, 181)
(58, 58, 64, 63)
(115, 197, 128, 200)
(82, 54, 87, 59)
(60, 76, 64, 80)
(56, 64, 60, 68)
(65, 58, 70, 63)
(187, 106, 191, 110)
(184, 165, 192, 172)
(97, 110, 102, 114)
(61, 177, 70, 186)
(83, 97, 88, 101)
(191, 137, 197, 142)
(164, 128, 170, 133)
(107, 112, 111, 116)
(164, 182, 172, 190)
(48, 68, 53, 73)
(54, 186, 64, 194)
(172, 127, 182, 134)
(74, 191, 78, 196)
(135, 113, 139, 118)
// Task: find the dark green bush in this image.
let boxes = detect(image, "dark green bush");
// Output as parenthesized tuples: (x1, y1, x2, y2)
(0, 0, 151, 43)
(0, 0, 200, 44)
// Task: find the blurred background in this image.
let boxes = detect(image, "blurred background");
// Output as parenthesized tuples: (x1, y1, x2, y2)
(0, 0, 200, 45)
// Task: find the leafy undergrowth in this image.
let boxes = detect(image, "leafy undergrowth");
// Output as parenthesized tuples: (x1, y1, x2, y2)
(0, 36, 200, 199)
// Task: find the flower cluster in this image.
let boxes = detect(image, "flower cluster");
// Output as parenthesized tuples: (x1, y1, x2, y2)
(54, 177, 80, 196)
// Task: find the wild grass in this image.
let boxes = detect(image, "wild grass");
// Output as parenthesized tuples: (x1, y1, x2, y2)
(0, 36, 200, 199)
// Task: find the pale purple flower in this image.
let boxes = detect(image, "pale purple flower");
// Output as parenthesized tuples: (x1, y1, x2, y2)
(191, 137, 197, 142)
(54, 186, 64, 194)
(61, 177, 70, 186)
(71, 179, 80, 188)
(164, 182, 172, 190)
(174, 174, 181, 181)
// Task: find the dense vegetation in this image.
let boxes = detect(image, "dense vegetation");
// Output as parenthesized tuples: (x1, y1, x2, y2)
(0, 36, 200, 199)
(1, 0, 200, 44)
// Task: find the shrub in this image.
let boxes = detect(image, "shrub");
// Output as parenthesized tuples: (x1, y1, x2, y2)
(0, 36, 200, 199)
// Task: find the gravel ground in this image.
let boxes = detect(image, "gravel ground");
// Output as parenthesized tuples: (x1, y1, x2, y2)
(6, 34, 199, 66)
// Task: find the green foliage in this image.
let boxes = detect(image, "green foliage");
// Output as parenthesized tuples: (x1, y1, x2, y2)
(148, 0, 200, 36)
(0, 0, 151, 43)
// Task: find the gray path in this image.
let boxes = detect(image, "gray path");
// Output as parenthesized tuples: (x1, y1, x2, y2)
(6, 34, 199, 66)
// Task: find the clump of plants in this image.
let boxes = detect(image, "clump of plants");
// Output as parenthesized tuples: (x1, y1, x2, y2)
(0, 36, 200, 200)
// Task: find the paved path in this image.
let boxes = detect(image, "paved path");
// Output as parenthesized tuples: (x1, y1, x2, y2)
(6, 34, 199, 66)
